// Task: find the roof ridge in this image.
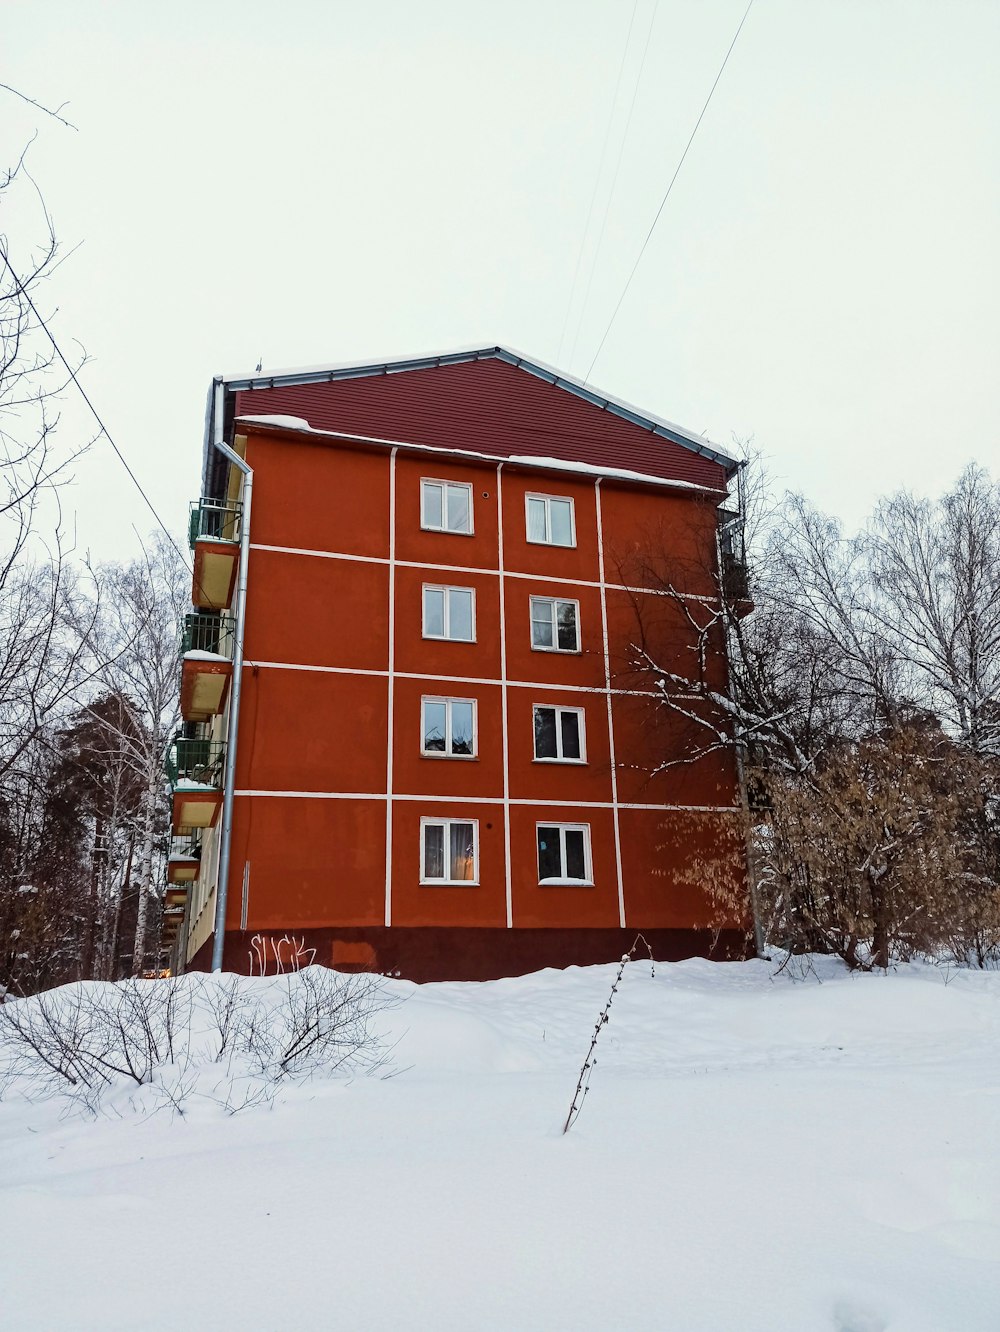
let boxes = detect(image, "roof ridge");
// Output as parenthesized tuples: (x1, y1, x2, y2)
(218, 345, 738, 473)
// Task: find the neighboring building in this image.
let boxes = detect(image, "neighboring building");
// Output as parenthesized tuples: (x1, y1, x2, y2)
(165, 347, 752, 979)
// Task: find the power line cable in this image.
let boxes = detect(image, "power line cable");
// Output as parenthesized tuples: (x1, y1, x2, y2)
(581, 0, 756, 385)
(0, 243, 192, 572)
(555, 0, 640, 367)
(569, 0, 661, 372)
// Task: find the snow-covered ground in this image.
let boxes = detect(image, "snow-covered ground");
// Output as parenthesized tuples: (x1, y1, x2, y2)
(2, 956, 999, 1331)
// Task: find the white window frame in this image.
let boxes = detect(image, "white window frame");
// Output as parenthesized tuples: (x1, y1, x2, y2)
(421, 478, 474, 536)
(420, 817, 480, 885)
(525, 492, 576, 547)
(535, 822, 593, 886)
(422, 584, 477, 642)
(529, 595, 580, 653)
(421, 696, 478, 759)
(532, 704, 586, 763)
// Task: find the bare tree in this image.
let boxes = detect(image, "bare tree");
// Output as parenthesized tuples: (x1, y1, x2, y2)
(79, 535, 187, 974)
(1, 92, 89, 582)
(620, 461, 1000, 968)
(865, 465, 1000, 757)
(0, 541, 102, 787)
(0, 120, 96, 785)
(0, 96, 107, 994)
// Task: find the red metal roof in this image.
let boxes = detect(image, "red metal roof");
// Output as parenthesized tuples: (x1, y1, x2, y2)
(232, 356, 730, 492)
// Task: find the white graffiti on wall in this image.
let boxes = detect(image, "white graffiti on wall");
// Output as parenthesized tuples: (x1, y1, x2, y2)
(248, 933, 317, 976)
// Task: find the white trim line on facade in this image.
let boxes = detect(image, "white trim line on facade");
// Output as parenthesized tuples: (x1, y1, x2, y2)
(248, 542, 721, 604)
(243, 659, 663, 699)
(595, 478, 626, 929)
(496, 463, 513, 928)
(246, 661, 390, 678)
(384, 447, 398, 926)
(231, 790, 741, 813)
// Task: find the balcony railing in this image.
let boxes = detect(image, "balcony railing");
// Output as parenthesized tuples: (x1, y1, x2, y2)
(181, 611, 235, 657)
(169, 832, 202, 860)
(165, 738, 227, 789)
(188, 498, 241, 549)
(721, 551, 750, 603)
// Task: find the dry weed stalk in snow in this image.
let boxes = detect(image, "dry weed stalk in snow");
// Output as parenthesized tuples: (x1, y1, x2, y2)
(562, 934, 655, 1134)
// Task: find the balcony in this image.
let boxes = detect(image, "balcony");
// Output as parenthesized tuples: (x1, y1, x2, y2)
(180, 613, 234, 722)
(718, 508, 752, 614)
(161, 902, 185, 946)
(167, 737, 226, 833)
(167, 832, 201, 885)
(190, 498, 241, 611)
(162, 833, 195, 952)
(721, 551, 750, 604)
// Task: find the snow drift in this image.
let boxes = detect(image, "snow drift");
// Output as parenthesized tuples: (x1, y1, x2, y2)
(1, 956, 999, 1330)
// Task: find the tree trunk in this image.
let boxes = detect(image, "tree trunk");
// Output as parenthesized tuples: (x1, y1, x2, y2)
(131, 774, 158, 976)
(870, 872, 890, 970)
(108, 831, 134, 980)
(80, 815, 103, 981)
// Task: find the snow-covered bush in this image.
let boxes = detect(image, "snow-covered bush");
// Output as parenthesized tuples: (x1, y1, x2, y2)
(0, 967, 394, 1117)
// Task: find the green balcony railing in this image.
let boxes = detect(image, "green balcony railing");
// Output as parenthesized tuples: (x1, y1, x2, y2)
(188, 498, 241, 550)
(181, 611, 235, 657)
(165, 738, 226, 789)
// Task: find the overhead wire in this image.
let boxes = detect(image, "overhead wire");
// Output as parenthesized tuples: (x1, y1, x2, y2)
(0, 243, 193, 573)
(568, 0, 661, 372)
(581, 0, 757, 385)
(555, 0, 640, 367)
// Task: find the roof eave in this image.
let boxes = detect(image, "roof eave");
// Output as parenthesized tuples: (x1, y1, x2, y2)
(232, 414, 730, 498)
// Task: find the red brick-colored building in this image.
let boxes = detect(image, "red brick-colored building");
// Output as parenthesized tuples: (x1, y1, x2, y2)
(167, 347, 751, 979)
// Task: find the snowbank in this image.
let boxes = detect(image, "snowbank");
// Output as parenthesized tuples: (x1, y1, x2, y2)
(1, 957, 998, 1330)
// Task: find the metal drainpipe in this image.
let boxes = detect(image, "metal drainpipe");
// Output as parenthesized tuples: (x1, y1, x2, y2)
(210, 382, 253, 972)
(721, 458, 765, 959)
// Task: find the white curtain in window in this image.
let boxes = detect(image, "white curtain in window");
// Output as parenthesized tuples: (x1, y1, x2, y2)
(527, 497, 547, 542)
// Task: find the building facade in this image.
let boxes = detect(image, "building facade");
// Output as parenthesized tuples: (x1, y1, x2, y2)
(166, 348, 752, 979)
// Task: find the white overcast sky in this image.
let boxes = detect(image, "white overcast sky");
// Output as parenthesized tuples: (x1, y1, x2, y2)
(5, 0, 998, 561)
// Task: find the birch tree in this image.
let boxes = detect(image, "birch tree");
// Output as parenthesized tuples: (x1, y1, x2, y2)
(81, 535, 186, 974)
(865, 465, 1000, 756)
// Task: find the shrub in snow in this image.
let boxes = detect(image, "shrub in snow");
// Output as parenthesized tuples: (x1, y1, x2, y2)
(0, 967, 394, 1118)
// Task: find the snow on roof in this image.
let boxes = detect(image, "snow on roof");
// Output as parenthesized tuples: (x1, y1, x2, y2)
(505, 454, 707, 490)
(217, 345, 738, 470)
(236, 417, 723, 494)
(236, 414, 310, 430)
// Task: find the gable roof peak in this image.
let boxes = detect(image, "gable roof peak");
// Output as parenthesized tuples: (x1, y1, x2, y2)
(220, 344, 738, 473)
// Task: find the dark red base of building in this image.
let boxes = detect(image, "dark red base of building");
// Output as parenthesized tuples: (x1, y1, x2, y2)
(187, 925, 754, 983)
